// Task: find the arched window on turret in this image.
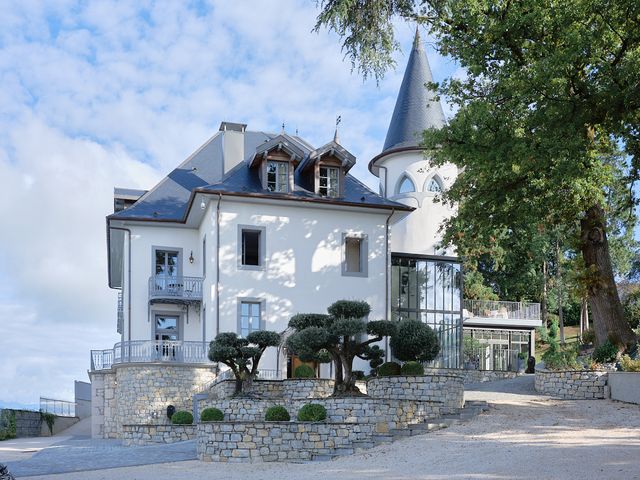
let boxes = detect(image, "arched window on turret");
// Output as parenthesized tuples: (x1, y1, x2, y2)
(425, 175, 443, 193)
(397, 175, 416, 194)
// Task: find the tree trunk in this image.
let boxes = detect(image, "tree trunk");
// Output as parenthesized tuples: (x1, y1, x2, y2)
(330, 351, 344, 395)
(541, 260, 549, 329)
(580, 205, 637, 348)
(556, 239, 565, 345)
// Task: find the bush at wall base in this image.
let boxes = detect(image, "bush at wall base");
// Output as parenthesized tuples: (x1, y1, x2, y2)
(400, 361, 424, 376)
(170, 411, 194, 425)
(200, 408, 224, 422)
(297, 403, 327, 422)
(265, 406, 290, 421)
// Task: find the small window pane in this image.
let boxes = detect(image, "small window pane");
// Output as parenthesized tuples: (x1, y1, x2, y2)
(319, 166, 339, 197)
(426, 177, 442, 192)
(240, 301, 262, 337)
(267, 161, 288, 192)
(398, 176, 415, 194)
(242, 230, 261, 266)
(345, 237, 362, 272)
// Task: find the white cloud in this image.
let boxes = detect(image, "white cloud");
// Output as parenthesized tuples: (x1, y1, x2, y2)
(0, 0, 454, 405)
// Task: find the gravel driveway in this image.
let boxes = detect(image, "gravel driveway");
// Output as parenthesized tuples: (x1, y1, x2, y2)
(5, 375, 639, 480)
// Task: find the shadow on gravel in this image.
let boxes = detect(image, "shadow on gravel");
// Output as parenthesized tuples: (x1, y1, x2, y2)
(6, 437, 196, 477)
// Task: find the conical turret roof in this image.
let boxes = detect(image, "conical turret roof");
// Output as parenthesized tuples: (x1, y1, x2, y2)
(381, 29, 445, 153)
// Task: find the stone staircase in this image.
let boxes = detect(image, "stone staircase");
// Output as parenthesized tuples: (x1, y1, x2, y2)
(309, 400, 490, 462)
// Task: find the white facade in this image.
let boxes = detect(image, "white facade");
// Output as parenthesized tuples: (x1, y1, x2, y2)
(376, 150, 457, 256)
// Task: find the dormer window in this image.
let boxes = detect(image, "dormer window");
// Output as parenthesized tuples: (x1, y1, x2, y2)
(266, 161, 289, 193)
(319, 166, 339, 197)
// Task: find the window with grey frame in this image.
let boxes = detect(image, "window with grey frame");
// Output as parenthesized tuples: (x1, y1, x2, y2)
(239, 301, 262, 337)
(319, 166, 339, 197)
(391, 255, 462, 368)
(266, 160, 289, 192)
(342, 234, 368, 277)
(239, 226, 265, 269)
(154, 249, 180, 293)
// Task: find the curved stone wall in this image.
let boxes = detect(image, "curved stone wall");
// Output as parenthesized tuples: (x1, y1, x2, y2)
(122, 424, 196, 446)
(367, 374, 464, 411)
(423, 367, 517, 384)
(534, 369, 608, 399)
(282, 379, 334, 400)
(115, 364, 217, 429)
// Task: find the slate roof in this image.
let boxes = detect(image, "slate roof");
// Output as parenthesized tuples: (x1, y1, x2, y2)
(109, 128, 410, 223)
(381, 29, 445, 154)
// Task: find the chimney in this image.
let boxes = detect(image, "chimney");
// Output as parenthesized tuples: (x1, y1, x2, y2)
(219, 122, 247, 175)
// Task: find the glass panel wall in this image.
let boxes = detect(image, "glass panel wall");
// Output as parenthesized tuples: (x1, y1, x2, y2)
(391, 255, 463, 368)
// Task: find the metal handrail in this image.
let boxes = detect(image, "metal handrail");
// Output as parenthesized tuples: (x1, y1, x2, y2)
(463, 299, 541, 320)
(90, 340, 211, 371)
(40, 397, 76, 417)
(148, 275, 203, 301)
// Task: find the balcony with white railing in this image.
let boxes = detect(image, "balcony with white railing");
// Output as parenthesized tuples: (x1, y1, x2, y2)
(463, 299, 542, 328)
(90, 340, 211, 371)
(148, 275, 203, 304)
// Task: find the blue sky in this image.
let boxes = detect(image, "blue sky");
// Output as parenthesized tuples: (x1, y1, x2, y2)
(0, 1, 461, 407)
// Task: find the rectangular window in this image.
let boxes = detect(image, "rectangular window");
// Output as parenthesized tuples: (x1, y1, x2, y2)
(342, 234, 368, 277)
(319, 166, 339, 197)
(267, 161, 289, 192)
(239, 301, 262, 337)
(238, 225, 266, 270)
(155, 250, 179, 278)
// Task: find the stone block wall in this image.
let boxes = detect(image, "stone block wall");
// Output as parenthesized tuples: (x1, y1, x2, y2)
(14, 411, 42, 438)
(535, 369, 608, 399)
(197, 421, 375, 462)
(208, 378, 333, 401)
(424, 368, 517, 384)
(367, 374, 464, 411)
(122, 424, 197, 446)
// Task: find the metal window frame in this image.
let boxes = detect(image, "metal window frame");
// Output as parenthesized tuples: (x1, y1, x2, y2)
(151, 246, 183, 278)
(318, 166, 340, 197)
(237, 297, 266, 336)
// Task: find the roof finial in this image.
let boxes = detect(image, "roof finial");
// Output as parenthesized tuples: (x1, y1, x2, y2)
(281, 122, 285, 134)
(295, 127, 299, 136)
(334, 115, 342, 144)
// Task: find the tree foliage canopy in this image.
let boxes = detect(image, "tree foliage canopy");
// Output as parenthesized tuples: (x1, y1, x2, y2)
(390, 319, 440, 362)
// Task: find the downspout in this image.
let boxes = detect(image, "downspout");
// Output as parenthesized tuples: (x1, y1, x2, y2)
(109, 225, 132, 362)
(215, 193, 222, 337)
(385, 207, 395, 362)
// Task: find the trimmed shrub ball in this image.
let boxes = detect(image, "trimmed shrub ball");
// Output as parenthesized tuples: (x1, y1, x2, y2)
(401, 361, 425, 376)
(171, 410, 193, 425)
(297, 403, 327, 422)
(293, 364, 316, 378)
(200, 407, 224, 422)
(265, 405, 290, 421)
(378, 361, 401, 376)
(592, 340, 618, 364)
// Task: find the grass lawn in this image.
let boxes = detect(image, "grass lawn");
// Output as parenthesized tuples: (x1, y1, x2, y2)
(535, 324, 582, 361)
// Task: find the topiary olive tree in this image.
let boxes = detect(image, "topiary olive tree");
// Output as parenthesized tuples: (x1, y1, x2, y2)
(390, 319, 440, 363)
(286, 300, 395, 396)
(208, 330, 281, 395)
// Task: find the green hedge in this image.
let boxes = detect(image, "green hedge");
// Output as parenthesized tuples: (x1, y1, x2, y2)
(293, 364, 316, 378)
(0, 410, 16, 441)
(378, 361, 401, 376)
(297, 403, 327, 422)
(200, 407, 224, 422)
(400, 361, 424, 375)
(170, 410, 193, 425)
(265, 405, 290, 421)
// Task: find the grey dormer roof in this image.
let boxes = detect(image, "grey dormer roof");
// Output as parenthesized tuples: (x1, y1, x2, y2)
(381, 29, 445, 154)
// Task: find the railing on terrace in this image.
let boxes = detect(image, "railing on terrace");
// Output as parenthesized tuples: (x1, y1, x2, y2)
(90, 340, 210, 371)
(148, 275, 203, 302)
(463, 347, 520, 372)
(463, 299, 540, 321)
(40, 397, 76, 417)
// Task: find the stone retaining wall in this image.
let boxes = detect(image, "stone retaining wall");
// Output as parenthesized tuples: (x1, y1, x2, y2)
(197, 421, 375, 462)
(534, 369, 608, 399)
(367, 374, 464, 410)
(424, 368, 517, 384)
(208, 378, 333, 401)
(122, 424, 197, 445)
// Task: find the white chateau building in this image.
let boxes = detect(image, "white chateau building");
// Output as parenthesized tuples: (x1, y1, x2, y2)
(89, 31, 540, 438)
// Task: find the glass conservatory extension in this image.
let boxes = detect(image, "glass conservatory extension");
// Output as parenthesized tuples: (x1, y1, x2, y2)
(391, 254, 463, 368)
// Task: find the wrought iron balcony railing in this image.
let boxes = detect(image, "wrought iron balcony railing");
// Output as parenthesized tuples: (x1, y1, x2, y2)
(463, 299, 541, 321)
(148, 275, 203, 303)
(90, 340, 210, 371)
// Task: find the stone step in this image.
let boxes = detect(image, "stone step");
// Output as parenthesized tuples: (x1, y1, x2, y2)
(371, 434, 394, 444)
(311, 454, 339, 462)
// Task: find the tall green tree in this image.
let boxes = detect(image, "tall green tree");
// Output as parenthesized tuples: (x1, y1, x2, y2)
(316, 0, 640, 349)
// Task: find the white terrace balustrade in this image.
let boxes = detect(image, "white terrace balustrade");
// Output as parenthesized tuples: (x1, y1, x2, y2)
(90, 340, 210, 371)
(463, 299, 541, 321)
(148, 275, 203, 303)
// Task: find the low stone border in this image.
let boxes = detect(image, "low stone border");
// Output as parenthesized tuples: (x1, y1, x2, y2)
(367, 374, 464, 409)
(608, 372, 640, 405)
(197, 421, 374, 462)
(209, 378, 334, 401)
(534, 369, 608, 399)
(122, 424, 197, 446)
(424, 368, 517, 384)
